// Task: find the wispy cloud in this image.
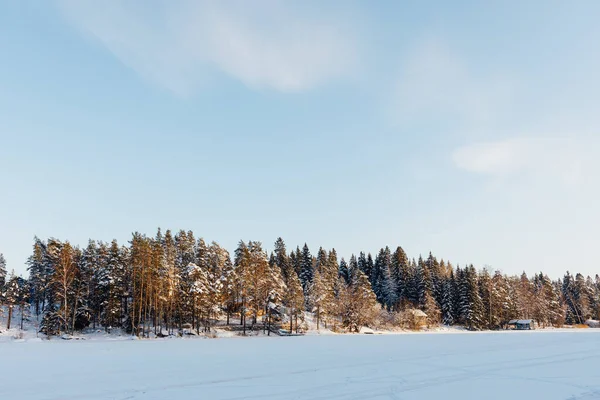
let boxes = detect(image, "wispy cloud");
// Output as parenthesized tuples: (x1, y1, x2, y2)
(452, 137, 597, 186)
(389, 38, 599, 189)
(59, 0, 358, 94)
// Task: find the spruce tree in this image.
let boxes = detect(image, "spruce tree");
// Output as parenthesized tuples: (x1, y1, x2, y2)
(347, 254, 358, 285)
(273, 237, 292, 282)
(0, 253, 7, 291)
(315, 247, 328, 274)
(357, 252, 370, 280)
(459, 265, 485, 330)
(299, 243, 313, 297)
(27, 238, 47, 316)
(5, 270, 20, 329)
(372, 247, 392, 307)
(441, 269, 456, 325)
(390, 247, 408, 309)
(338, 258, 350, 284)
(285, 270, 304, 333)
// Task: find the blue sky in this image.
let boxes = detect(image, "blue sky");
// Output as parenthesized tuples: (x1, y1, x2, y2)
(1, 0, 599, 277)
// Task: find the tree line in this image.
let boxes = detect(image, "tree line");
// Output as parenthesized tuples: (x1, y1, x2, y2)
(1, 230, 599, 336)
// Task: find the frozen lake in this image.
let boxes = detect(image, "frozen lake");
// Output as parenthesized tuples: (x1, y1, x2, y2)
(2, 330, 600, 400)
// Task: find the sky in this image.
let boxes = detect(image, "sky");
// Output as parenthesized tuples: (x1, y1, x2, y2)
(1, 0, 599, 278)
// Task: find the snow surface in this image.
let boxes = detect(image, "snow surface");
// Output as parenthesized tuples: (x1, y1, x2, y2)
(1, 330, 600, 400)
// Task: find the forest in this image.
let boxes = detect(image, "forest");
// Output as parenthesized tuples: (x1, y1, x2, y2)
(0, 230, 598, 336)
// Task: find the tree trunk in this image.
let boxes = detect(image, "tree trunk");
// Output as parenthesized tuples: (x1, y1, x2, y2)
(20, 305, 25, 330)
(317, 306, 320, 330)
(242, 298, 246, 336)
(7, 306, 13, 330)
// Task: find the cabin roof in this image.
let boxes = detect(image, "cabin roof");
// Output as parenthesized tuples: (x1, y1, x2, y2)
(408, 309, 427, 317)
(508, 319, 532, 325)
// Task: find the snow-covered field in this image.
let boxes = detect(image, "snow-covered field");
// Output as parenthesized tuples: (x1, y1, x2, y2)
(2, 330, 599, 400)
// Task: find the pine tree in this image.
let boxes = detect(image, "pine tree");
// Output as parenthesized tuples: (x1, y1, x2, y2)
(478, 268, 492, 329)
(234, 241, 251, 334)
(415, 255, 432, 307)
(371, 247, 391, 307)
(0, 253, 7, 291)
(327, 249, 339, 277)
(315, 247, 328, 274)
(4, 270, 20, 329)
(357, 252, 370, 280)
(26, 238, 47, 316)
(337, 269, 379, 332)
(459, 265, 485, 330)
(273, 237, 292, 283)
(311, 267, 337, 330)
(338, 258, 350, 284)
(290, 247, 302, 278)
(52, 241, 79, 334)
(220, 255, 237, 326)
(441, 269, 456, 325)
(423, 291, 441, 327)
(105, 240, 128, 330)
(284, 271, 304, 333)
(347, 254, 358, 285)
(299, 243, 313, 302)
(390, 247, 408, 309)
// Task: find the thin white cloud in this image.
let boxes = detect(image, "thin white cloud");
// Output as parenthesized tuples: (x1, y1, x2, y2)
(390, 38, 599, 188)
(452, 137, 596, 186)
(59, 0, 358, 94)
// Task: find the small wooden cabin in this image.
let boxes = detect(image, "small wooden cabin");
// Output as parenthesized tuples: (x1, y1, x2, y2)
(507, 319, 533, 330)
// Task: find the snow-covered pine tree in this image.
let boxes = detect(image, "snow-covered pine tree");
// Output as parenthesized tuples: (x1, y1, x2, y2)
(338, 269, 379, 332)
(299, 243, 314, 302)
(16, 276, 30, 330)
(175, 230, 196, 329)
(290, 247, 302, 278)
(538, 273, 564, 327)
(459, 265, 485, 330)
(478, 268, 492, 329)
(234, 241, 251, 334)
(347, 254, 358, 285)
(26, 238, 48, 316)
(338, 258, 350, 285)
(273, 237, 292, 283)
(371, 247, 392, 307)
(79, 240, 104, 329)
(405, 258, 419, 306)
(423, 290, 441, 327)
(390, 246, 408, 309)
(220, 255, 237, 326)
(263, 261, 285, 335)
(315, 247, 328, 275)
(49, 241, 80, 334)
(426, 253, 443, 307)
(188, 262, 209, 334)
(327, 249, 339, 278)
(415, 255, 432, 308)
(284, 270, 304, 333)
(4, 270, 19, 329)
(516, 272, 534, 320)
(0, 253, 7, 292)
(26, 240, 44, 316)
(441, 268, 456, 325)
(105, 240, 128, 330)
(489, 271, 512, 328)
(357, 252, 370, 281)
(310, 269, 328, 330)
